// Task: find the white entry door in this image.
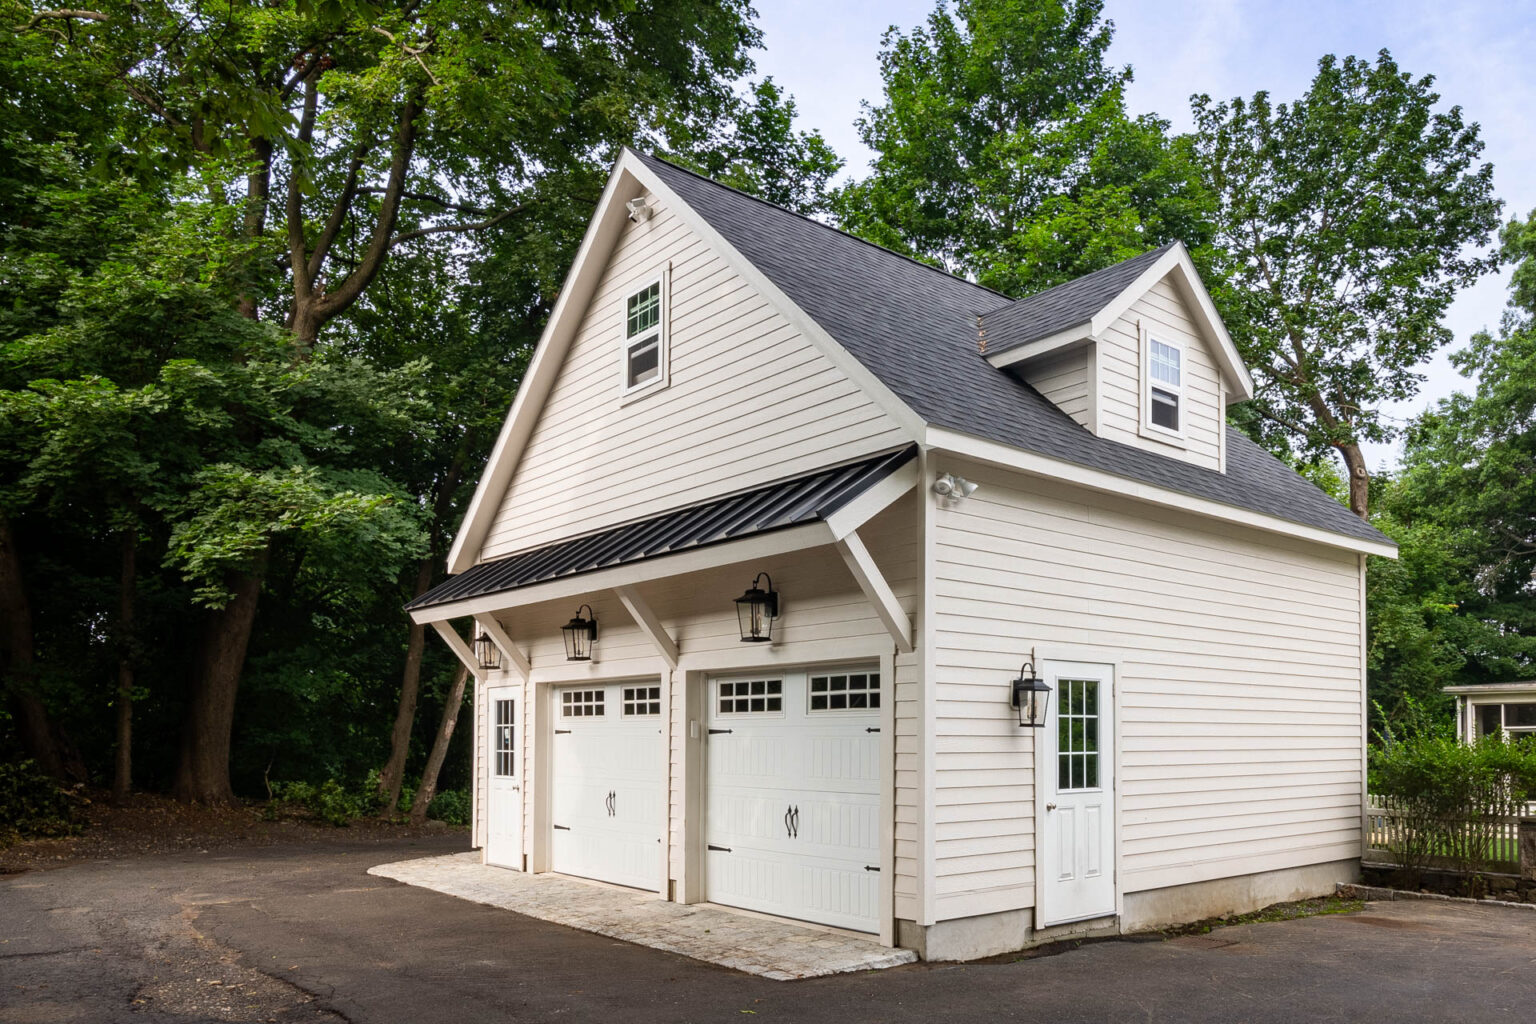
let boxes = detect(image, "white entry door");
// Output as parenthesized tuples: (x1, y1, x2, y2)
(705, 667, 882, 933)
(485, 687, 523, 869)
(1038, 662, 1116, 926)
(550, 682, 665, 891)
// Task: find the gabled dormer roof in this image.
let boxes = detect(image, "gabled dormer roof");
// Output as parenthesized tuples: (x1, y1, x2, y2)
(447, 150, 1391, 573)
(977, 242, 1255, 401)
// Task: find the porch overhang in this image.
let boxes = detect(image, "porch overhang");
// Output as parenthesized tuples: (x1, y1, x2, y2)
(408, 445, 919, 628)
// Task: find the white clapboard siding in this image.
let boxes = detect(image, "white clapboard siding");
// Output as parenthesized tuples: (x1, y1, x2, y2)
(479, 191, 908, 560)
(1020, 347, 1091, 429)
(1096, 278, 1224, 471)
(473, 677, 487, 851)
(929, 459, 1361, 920)
(894, 649, 922, 921)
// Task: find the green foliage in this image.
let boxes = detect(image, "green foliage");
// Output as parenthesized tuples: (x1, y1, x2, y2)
(1192, 51, 1502, 495)
(270, 776, 383, 827)
(0, 759, 82, 844)
(834, 0, 1213, 294)
(1370, 729, 1536, 880)
(426, 788, 471, 826)
(1367, 209, 1536, 726)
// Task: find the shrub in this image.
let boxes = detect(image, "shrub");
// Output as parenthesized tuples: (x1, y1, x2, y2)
(0, 759, 82, 845)
(269, 777, 381, 827)
(1370, 730, 1536, 881)
(426, 788, 470, 826)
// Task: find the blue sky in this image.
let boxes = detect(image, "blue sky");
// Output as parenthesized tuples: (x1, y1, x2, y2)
(749, 0, 1536, 469)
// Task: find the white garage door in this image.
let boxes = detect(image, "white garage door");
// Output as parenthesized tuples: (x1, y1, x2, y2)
(705, 667, 882, 932)
(550, 681, 665, 891)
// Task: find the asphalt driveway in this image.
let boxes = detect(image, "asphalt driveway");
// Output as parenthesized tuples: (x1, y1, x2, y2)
(3, 835, 1533, 1023)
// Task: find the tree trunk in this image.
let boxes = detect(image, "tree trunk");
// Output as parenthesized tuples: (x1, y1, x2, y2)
(409, 664, 470, 825)
(1338, 441, 1371, 519)
(112, 530, 136, 803)
(172, 565, 265, 804)
(377, 557, 435, 815)
(0, 515, 73, 780)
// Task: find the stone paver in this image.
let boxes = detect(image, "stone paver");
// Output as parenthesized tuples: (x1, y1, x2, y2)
(368, 851, 916, 980)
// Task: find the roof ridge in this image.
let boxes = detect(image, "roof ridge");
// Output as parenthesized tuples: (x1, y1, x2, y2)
(635, 149, 1010, 305)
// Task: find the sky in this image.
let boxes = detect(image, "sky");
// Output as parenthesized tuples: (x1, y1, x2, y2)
(748, 0, 1536, 470)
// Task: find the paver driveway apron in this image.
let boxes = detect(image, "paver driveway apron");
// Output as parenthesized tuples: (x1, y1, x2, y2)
(369, 851, 916, 980)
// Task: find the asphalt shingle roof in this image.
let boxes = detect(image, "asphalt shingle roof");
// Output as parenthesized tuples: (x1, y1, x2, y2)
(409, 446, 918, 611)
(979, 244, 1175, 354)
(638, 151, 1389, 547)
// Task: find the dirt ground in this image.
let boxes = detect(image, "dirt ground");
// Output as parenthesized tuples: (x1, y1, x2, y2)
(0, 791, 460, 875)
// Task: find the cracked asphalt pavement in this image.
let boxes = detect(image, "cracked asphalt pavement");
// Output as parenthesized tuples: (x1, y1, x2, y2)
(3, 835, 1534, 1023)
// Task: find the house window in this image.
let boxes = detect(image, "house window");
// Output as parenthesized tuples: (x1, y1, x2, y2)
(622, 278, 666, 395)
(623, 685, 662, 717)
(1475, 702, 1536, 737)
(718, 678, 782, 715)
(561, 689, 605, 717)
(1146, 336, 1182, 434)
(494, 699, 515, 777)
(809, 672, 880, 712)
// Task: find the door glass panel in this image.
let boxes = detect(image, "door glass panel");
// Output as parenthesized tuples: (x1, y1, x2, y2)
(494, 698, 515, 777)
(1056, 679, 1100, 793)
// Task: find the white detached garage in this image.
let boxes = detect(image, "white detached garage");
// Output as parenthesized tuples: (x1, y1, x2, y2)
(409, 150, 1396, 959)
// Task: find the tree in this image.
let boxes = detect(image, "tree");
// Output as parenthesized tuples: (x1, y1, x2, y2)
(833, 0, 1213, 294)
(14, 0, 765, 801)
(1192, 51, 1502, 517)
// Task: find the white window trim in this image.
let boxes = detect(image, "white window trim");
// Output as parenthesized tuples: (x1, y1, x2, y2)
(806, 669, 881, 715)
(713, 675, 787, 719)
(619, 270, 669, 401)
(1139, 322, 1186, 446)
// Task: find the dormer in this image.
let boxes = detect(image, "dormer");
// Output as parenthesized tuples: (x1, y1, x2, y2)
(979, 243, 1254, 473)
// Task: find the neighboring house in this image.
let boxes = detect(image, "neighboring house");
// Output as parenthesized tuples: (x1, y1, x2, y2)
(407, 150, 1396, 960)
(1446, 682, 1536, 742)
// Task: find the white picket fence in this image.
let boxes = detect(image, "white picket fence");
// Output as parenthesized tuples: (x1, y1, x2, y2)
(1366, 796, 1533, 873)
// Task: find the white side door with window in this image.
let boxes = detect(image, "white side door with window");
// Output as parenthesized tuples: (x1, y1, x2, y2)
(549, 682, 666, 891)
(1038, 662, 1116, 927)
(704, 667, 882, 933)
(485, 687, 523, 869)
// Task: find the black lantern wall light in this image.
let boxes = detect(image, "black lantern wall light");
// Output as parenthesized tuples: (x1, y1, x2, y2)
(474, 627, 502, 671)
(1010, 650, 1051, 728)
(735, 573, 779, 643)
(561, 604, 598, 661)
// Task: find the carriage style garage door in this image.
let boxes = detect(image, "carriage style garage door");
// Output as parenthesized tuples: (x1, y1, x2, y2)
(705, 666, 882, 933)
(550, 681, 666, 891)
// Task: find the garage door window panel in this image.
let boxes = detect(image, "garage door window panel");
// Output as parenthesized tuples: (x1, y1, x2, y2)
(718, 678, 783, 715)
(809, 672, 880, 712)
(562, 689, 605, 717)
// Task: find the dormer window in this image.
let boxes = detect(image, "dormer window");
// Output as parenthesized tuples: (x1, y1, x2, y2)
(622, 276, 666, 396)
(1144, 333, 1183, 439)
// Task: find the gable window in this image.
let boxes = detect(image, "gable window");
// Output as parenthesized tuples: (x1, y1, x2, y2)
(1144, 332, 1183, 438)
(622, 277, 666, 396)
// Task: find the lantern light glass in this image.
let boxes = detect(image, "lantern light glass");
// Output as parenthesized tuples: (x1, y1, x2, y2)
(1011, 661, 1051, 728)
(735, 573, 778, 643)
(474, 628, 502, 671)
(561, 604, 598, 662)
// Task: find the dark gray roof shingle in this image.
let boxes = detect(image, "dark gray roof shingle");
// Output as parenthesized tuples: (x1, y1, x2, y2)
(637, 151, 1389, 547)
(979, 244, 1175, 355)
(409, 446, 918, 611)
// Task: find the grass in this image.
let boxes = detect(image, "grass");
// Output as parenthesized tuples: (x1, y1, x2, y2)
(1150, 895, 1366, 938)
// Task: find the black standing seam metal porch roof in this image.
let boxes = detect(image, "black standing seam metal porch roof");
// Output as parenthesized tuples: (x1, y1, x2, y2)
(407, 445, 918, 613)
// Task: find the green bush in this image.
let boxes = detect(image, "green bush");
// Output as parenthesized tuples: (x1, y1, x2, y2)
(1370, 729, 1536, 880)
(269, 777, 381, 827)
(0, 759, 82, 845)
(427, 788, 470, 826)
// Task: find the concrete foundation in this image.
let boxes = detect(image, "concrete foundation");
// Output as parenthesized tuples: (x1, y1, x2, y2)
(897, 859, 1360, 961)
(1121, 858, 1359, 933)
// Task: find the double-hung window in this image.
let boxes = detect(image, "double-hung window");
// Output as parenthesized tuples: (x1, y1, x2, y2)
(1144, 332, 1183, 437)
(622, 277, 666, 396)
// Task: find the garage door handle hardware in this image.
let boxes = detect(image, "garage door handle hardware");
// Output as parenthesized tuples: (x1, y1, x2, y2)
(784, 806, 792, 837)
(555, 729, 572, 735)
(708, 844, 732, 853)
(866, 727, 880, 733)
(708, 728, 732, 735)
(789, 805, 800, 838)
(865, 865, 880, 872)
(606, 790, 616, 817)
(554, 824, 570, 831)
